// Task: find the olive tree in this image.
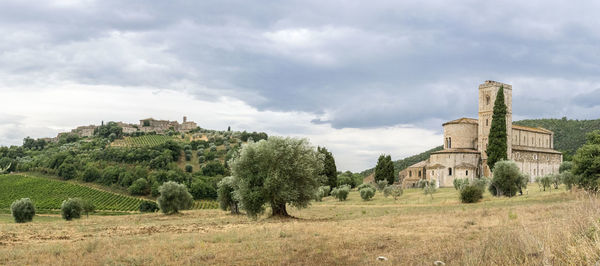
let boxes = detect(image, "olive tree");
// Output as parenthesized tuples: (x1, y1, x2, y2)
(230, 137, 324, 217)
(11, 198, 36, 223)
(489, 160, 523, 197)
(157, 181, 194, 214)
(217, 176, 240, 214)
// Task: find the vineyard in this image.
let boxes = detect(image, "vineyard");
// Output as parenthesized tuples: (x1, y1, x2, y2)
(111, 135, 178, 147)
(191, 200, 219, 209)
(0, 174, 148, 212)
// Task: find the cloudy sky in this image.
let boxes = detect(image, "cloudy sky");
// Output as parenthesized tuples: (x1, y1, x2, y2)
(1, 0, 599, 171)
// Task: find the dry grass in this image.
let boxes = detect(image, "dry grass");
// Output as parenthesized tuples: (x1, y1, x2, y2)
(0, 187, 599, 265)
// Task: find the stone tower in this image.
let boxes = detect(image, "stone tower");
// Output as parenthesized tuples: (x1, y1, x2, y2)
(478, 80, 512, 176)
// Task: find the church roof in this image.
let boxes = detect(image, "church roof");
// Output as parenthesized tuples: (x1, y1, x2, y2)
(512, 145, 563, 154)
(442, 117, 478, 126)
(407, 160, 428, 168)
(431, 148, 480, 154)
(512, 125, 553, 134)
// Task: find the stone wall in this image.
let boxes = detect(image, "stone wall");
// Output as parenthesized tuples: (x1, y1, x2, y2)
(512, 148, 562, 182)
(443, 122, 478, 149)
(427, 151, 480, 187)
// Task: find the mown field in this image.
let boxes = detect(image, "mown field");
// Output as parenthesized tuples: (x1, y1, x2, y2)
(1, 186, 598, 265)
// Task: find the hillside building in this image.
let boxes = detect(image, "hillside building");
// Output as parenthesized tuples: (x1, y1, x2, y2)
(401, 81, 562, 188)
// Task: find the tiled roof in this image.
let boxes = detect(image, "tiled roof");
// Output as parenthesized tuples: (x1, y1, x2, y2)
(442, 117, 478, 126)
(512, 125, 553, 134)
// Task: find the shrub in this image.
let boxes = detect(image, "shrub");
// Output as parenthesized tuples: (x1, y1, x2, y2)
(185, 153, 192, 161)
(418, 179, 437, 199)
(376, 180, 388, 191)
(331, 185, 350, 201)
(198, 156, 205, 163)
(360, 187, 375, 200)
(82, 164, 101, 182)
(80, 199, 95, 217)
(61, 198, 82, 221)
(139, 201, 159, 213)
(488, 160, 522, 197)
(453, 178, 469, 190)
(185, 164, 193, 173)
(157, 181, 194, 214)
(128, 178, 151, 196)
(202, 161, 226, 177)
(10, 198, 35, 223)
(58, 162, 77, 180)
(357, 183, 376, 192)
(561, 171, 578, 190)
(314, 186, 330, 202)
(383, 185, 403, 199)
(460, 185, 483, 203)
(473, 177, 491, 191)
(217, 176, 239, 214)
(189, 177, 218, 200)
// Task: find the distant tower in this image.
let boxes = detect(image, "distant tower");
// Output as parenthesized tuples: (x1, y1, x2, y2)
(183, 116, 187, 123)
(478, 80, 512, 176)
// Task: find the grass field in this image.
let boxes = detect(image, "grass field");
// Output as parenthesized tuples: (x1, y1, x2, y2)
(1, 186, 599, 265)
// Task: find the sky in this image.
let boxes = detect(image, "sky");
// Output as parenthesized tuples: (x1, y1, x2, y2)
(1, 0, 599, 171)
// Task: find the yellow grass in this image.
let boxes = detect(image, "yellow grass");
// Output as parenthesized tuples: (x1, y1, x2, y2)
(1, 187, 599, 265)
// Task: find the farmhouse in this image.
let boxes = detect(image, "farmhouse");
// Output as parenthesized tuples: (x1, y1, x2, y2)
(401, 80, 562, 188)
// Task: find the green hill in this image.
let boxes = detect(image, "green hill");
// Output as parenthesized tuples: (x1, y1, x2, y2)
(360, 146, 443, 177)
(0, 174, 148, 212)
(513, 117, 600, 160)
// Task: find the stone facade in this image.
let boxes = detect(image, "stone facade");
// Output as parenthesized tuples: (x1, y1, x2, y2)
(57, 116, 198, 139)
(401, 80, 562, 188)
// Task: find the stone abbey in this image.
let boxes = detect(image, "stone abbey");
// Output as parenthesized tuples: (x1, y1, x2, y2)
(401, 80, 563, 188)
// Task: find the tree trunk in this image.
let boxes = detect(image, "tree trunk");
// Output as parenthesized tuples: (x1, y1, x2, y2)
(230, 203, 239, 214)
(271, 202, 289, 217)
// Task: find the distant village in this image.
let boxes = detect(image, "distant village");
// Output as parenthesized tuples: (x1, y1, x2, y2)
(48, 116, 198, 142)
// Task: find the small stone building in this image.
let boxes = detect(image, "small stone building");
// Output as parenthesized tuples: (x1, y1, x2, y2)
(401, 80, 562, 188)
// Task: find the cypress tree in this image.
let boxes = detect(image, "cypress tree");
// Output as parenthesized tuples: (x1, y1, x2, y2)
(318, 147, 337, 188)
(374, 155, 386, 183)
(486, 86, 508, 171)
(375, 154, 395, 184)
(385, 155, 395, 184)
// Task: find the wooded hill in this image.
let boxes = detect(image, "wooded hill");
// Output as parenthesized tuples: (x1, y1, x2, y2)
(360, 117, 600, 177)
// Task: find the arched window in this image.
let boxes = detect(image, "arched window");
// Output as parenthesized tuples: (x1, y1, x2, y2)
(486, 119, 489, 126)
(448, 168, 453, 176)
(486, 95, 490, 105)
(409, 171, 412, 177)
(418, 171, 422, 177)
(466, 170, 469, 176)
(448, 137, 452, 149)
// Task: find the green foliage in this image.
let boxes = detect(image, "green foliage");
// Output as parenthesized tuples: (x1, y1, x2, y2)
(0, 175, 144, 211)
(331, 185, 350, 201)
(460, 185, 483, 203)
(561, 171, 578, 190)
(61, 198, 82, 221)
(489, 160, 522, 197)
(80, 199, 95, 217)
(157, 181, 194, 214)
(128, 178, 151, 196)
(139, 201, 159, 213)
(559, 161, 573, 173)
(375, 154, 394, 184)
(58, 161, 77, 180)
(185, 164, 193, 173)
(536, 176, 552, 191)
(357, 183, 376, 191)
(95, 121, 123, 139)
(473, 177, 491, 191)
(336, 171, 362, 188)
(314, 185, 330, 201)
(486, 86, 508, 171)
(360, 146, 443, 178)
(418, 179, 437, 199)
(383, 185, 403, 200)
(229, 137, 323, 217)
(453, 178, 469, 190)
(189, 176, 219, 200)
(217, 176, 239, 214)
(202, 161, 226, 177)
(514, 117, 600, 159)
(82, 164, 101, 182)
(572, 130, 600, 192)
(376, 180, 388, 191)
(359, 187, 375, 201)
(318, 147, 338, 188)
(10, 198, 35, 223)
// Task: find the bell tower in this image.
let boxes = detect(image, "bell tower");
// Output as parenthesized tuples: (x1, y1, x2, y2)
(478, 80, 512, 176)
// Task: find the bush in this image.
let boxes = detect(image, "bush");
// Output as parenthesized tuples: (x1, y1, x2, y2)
(331, 185, 350, 201)
(202, 161, 226, 177)
(314, 186, 331, 202)
(189, 177, 218, 200)
(157, 181, 194, 214)
(488, 160, 522, 197)
(80, 199, 95, 217)
(453, 178, 469, 190)
(460, 185, 483, 203)
(128, 178, 151, 196)
(61, 198, 82, 221)
(357, 183, 376, 192)
(58, 162, 77, 180)
(139, 201, 159, 213)
(561, 171, 578, 190)
(217, 176, 239, 214)
(10, 198, 35, 223)
(472, 177, 490, 191)
(185, 164, 193, 173)
(82, 164, 101, 182)
(360, 187, 375, 200)
(376, 180, 388, 191)
(383, 185, 403, 199)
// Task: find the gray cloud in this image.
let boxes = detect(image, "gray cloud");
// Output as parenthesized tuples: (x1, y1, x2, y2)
(0, 0, 599, 131)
